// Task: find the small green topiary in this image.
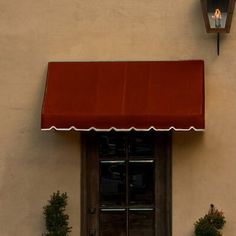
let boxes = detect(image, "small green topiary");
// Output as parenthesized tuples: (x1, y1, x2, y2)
(194, 204, 226, 236)
(43, 191, 72, 236)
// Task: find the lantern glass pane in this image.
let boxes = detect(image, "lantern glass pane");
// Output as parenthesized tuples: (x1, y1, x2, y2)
(207, 0, 229, 29)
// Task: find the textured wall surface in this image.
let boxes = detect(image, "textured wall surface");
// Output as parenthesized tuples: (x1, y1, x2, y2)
(1, 0, 236, 235)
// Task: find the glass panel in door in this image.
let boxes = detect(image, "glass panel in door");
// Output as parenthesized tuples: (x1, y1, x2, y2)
(129, 160, 155, 205)
(100, 161, 126, 206)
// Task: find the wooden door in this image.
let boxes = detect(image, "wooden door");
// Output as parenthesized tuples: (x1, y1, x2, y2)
(81, 131, 172, 236)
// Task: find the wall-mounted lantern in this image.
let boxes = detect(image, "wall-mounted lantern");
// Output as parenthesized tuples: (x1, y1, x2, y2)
(201, 0, 235, 55)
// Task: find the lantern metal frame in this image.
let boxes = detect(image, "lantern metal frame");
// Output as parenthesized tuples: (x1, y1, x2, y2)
(200, 0, 235, 55)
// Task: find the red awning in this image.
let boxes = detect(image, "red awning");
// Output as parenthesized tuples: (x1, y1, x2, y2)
(41, 61, 204, 131)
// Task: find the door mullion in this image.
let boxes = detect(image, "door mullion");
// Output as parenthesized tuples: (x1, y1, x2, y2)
(125, 134, 129, 236)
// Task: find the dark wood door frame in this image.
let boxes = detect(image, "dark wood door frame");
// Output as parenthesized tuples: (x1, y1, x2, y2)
(81, 131, 172, 236)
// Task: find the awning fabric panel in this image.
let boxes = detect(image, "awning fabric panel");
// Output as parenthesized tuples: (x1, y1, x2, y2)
(41, 61, 204, 131)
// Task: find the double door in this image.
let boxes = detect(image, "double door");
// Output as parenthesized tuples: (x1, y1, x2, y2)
(81, 132, 171, 236)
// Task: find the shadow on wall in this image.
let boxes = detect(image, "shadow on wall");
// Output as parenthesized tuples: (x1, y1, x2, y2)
(172, 130, 205, 160)
(173, 130, 204, 144)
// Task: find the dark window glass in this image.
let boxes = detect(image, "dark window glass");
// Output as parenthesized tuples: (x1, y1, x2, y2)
(99, 133, 125, 158)
(100, 210, 126, 236)
(128, 134, 154, 157)
(100, 161, 126, 206)
(129, 210, 154, 236)
(129, 161, 154, 205)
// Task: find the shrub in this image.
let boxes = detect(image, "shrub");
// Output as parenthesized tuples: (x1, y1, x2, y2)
(194, 204, 225, 236)
(43, 191, 72, 236)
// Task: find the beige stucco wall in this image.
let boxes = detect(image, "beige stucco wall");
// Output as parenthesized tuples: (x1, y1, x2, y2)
(1, 0, 236, 235)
